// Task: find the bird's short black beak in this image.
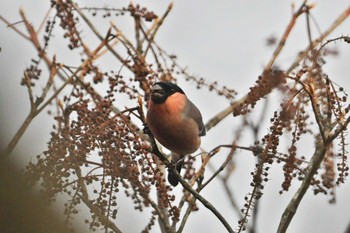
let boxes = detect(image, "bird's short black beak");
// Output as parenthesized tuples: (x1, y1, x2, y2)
(151, 84, 165, 103)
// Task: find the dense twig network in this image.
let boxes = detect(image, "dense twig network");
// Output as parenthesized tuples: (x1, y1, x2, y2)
(1, 1, 350, 233)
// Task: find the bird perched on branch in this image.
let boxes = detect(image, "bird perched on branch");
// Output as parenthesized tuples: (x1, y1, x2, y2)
(146, 82, 206, 186)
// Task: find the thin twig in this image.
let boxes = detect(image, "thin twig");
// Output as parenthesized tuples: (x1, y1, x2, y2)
(0, 14, 30, 40)
(143, 2, 173, 56)
(175, 169, 234, 233)
(327, 116, 350, 143)
(223, 175, 255, 233)
(201, 143, 236, 189)
(72, 2, 133, 71)
(176, 143, 238, 232)
(287, 6, 350, 73)
(147, 195, 174, 233)
(265, 1, 311, 71)
(37, 7, 52, 34)
(176, 202, 193, 233)
(23, 71, 35, 108)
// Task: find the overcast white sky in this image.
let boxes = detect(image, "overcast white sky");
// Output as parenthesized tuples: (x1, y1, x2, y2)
(1, 1, 350, 233)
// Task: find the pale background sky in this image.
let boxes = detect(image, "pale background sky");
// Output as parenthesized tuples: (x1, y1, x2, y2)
(1, 1, 350, 233)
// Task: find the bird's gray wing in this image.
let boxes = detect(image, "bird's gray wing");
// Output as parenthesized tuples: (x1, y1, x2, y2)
(186, 99, 206, 136)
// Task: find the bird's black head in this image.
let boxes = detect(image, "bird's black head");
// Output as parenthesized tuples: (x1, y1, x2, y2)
(150, 82, 185, 104)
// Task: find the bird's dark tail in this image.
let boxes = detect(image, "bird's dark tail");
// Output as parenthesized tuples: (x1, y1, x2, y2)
(167, 159, 184, 186)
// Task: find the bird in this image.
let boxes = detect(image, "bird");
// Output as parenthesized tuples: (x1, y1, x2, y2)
(146, 82, 206, 186)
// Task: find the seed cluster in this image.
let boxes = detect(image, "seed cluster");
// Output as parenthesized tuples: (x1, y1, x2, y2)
(234, 69, 287, 116)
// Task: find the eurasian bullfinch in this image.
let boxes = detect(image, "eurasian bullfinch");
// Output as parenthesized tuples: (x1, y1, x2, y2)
(146, 82, 206, 186)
